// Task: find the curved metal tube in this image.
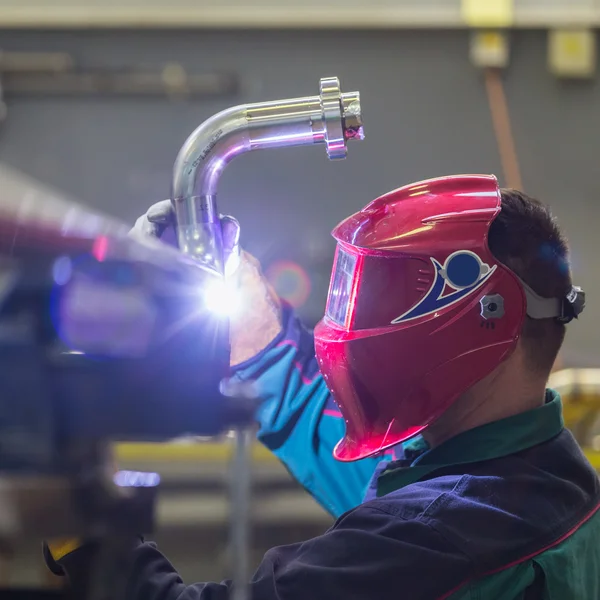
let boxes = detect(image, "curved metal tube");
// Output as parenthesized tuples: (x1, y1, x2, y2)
(171, 76, 364, 273)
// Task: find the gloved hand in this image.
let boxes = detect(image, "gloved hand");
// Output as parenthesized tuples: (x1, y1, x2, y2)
(129, 200, 283, 366)
(129, 200, 242, 277)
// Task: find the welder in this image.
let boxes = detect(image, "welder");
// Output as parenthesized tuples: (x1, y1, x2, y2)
(46, 174, 599, 599)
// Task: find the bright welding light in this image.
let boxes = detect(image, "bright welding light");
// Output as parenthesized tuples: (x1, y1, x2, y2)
(204, 278, 242, 317)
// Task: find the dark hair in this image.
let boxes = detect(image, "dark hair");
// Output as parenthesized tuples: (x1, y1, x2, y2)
(487, 189, 571, 375)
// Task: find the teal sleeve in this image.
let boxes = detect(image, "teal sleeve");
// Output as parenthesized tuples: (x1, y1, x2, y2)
(232, 304, 389, 518)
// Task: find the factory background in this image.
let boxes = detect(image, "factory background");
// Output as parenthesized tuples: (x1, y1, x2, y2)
(0, 0, 599, 588)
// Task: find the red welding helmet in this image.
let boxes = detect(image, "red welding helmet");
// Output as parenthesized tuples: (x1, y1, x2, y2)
(314, 174, 584, 462)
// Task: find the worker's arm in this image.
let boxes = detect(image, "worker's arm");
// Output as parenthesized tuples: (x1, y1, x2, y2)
(57, 505, 472, 600)
(231, 302, 389, 518)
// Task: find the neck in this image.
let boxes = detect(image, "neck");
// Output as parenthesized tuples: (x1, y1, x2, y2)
(422, 366, 548, 449)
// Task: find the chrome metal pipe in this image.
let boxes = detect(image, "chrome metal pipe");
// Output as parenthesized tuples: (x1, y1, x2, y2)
(171, 76, 364, 273)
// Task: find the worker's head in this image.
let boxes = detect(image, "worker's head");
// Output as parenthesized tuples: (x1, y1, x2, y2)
(486, 188, 570, 377)
(313, 175, 585, 462)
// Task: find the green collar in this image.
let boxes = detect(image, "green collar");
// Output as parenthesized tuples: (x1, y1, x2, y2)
(376, 389, 564, 497)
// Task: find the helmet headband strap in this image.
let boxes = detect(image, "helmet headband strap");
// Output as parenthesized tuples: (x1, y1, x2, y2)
(519, 278, 585, 324)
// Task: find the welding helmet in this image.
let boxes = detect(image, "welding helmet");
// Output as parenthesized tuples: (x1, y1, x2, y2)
(314, 175, 585, 462)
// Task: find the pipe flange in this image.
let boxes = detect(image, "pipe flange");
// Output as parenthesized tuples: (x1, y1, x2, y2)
(319, 77, 347, 160)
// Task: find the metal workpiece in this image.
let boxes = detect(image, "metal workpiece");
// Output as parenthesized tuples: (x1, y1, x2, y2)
(171, 76, 364, 273)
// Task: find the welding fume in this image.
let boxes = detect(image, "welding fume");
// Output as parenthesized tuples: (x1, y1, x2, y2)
(0, 77, 364, 600)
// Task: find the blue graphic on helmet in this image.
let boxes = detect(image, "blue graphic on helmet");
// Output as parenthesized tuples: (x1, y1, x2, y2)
(391, 251, 495, 324)
(444, 252, 482, 289)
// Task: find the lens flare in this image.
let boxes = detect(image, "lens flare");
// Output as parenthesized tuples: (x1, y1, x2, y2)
(266, 260, 311, 308)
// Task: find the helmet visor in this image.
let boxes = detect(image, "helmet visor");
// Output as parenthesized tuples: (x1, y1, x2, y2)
(325, 245, 436, 331)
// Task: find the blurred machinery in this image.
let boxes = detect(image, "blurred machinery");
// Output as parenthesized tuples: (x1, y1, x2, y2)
(0, 160, 239, 600)
(0, 50, 240, 121)
(551, 369, 600, 470)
